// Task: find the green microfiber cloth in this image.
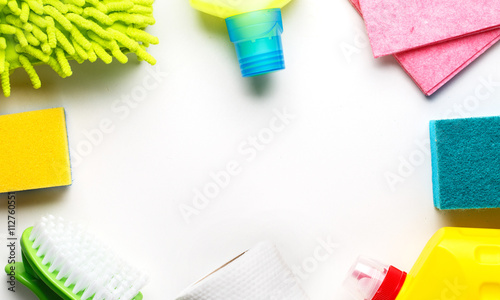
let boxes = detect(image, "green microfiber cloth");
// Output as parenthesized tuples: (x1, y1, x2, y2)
(430, 116, 500, 210)
(0, 0, 158, 97)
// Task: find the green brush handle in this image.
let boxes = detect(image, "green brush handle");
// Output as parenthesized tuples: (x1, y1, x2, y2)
(5, 260, 63, 300)
(5, 227, 143, 300)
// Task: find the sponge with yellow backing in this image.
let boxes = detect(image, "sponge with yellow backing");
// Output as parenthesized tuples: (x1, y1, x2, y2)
(0, 0, 159, 97)
(0, 107, 72, 193)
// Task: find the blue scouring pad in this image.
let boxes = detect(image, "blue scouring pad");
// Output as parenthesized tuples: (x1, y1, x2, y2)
(430, 116, 500, 210)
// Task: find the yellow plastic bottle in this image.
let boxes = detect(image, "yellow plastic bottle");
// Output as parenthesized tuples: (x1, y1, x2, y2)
(190, 0, 292, 77)
(344, 227, 500, 300)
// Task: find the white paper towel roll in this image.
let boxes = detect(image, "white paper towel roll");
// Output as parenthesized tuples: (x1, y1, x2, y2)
(177, 242, 309, 300)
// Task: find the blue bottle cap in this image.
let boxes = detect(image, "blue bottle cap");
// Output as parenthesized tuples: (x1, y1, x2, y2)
(226, 8, 285, 77)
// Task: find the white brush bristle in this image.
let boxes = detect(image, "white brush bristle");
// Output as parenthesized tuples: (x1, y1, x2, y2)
(28, 215, 148, 300)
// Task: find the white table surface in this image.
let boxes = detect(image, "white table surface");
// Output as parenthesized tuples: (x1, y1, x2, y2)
(2, 1, 500, 299)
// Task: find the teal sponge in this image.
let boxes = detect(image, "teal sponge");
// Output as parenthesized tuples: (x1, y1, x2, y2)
(430, 116, 500, 210)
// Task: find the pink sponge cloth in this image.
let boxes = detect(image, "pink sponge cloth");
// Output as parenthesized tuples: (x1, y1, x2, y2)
(359, 0, 500, 57)
(349, 0, 500, 96)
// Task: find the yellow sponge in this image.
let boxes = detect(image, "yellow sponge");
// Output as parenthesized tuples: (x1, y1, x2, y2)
(0, 108, 71, 193)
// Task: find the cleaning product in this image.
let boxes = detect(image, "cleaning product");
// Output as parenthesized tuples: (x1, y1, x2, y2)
(176, 241, 308, 300)
(358, 0, 500, 57)
(344, 227, 500, 300)
(0, 107, 72, 193)
(430, 116, 500, 210)
(190, 0, 291, 77)
(6, 215, 148, 300)
(348, 0, 500, 96)
(0, 0, 159, 97)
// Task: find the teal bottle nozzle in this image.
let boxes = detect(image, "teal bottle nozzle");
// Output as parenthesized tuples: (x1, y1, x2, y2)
(225, 8, 285, 77)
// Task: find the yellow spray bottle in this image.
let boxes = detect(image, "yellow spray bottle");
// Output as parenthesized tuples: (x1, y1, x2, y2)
(344, 227, 500, 300)
(190, 0, 291, 77)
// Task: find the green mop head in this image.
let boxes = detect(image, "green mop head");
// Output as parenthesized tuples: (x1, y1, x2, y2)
(0, 0, 158, 97)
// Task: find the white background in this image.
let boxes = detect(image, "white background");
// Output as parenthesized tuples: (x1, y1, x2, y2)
(2, 0, 500, 299)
